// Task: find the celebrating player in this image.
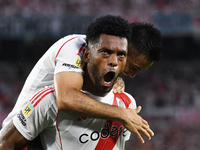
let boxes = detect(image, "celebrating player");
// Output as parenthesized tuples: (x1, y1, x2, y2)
(0, 15, 162, 147)
(0, 16, 156, 149)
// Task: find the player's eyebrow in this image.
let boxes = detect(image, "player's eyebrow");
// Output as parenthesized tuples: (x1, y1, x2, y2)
(118, 50, 127, 56)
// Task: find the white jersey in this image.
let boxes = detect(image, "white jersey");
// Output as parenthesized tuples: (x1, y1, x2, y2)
(13, 85, 137, 150)
(1, 34, 86, 130)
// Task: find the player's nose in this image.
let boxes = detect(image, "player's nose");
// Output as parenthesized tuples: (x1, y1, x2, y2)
(108, 54, 118, 67)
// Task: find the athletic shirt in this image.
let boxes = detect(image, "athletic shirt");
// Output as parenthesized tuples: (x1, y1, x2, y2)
(13, 85, 137, 150)
(1, 34, 86, 130)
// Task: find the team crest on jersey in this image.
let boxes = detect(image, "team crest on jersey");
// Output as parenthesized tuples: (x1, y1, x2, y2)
(75, 56, 84, 68)
(23, 102, 34, 116)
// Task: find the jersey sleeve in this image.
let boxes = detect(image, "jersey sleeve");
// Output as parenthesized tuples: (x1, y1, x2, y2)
(13, 86, 58, 141)
(54, 35, 86, 75)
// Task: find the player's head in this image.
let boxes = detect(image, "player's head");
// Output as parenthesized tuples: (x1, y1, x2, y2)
(85, 14, 131, 52)
(123, 22, 162, 78)
(83, 15, 131, 95)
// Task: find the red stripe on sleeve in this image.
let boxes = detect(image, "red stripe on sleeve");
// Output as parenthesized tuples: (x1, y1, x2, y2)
(29, 86, 55, 107)
(30, 88, 47, 103)
(30, 88, 52, 105)
(77, 42, 86, 55)
(33, 89, 55, 107)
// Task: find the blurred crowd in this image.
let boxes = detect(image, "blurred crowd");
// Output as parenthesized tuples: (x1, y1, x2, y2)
(0, 0, 200, 149)
(124, 60, 200, 150)
(125, 60, 200, 110)
(0, 62, 32, 125)
(0, 0, 200, 21)
(0, 60, 200, 149)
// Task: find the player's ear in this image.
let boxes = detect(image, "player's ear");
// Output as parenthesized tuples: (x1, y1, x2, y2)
(82, 48, 90, 63)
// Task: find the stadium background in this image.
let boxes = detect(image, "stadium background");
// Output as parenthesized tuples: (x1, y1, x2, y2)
(0, 0, 200, 149)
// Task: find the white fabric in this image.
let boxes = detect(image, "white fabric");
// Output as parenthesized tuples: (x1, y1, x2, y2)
(1, 34, 86, 131)
(13, 85, 137, 150)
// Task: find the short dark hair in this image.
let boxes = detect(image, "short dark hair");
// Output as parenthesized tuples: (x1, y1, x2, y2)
(86, 15, 131, 46)
(130, 22, 162, 61)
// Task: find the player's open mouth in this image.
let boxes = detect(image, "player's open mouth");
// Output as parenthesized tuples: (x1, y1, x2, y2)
(103, 71, 115, 86)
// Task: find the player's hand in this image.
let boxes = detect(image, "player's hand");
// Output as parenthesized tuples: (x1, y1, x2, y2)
(122, 106, 154, 143)
(113, 77, 125, 93)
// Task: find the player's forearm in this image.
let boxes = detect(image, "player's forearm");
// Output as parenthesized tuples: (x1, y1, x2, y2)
(0, 127, 15, 150)
(56, 89, 126, 122)
(0, 121, 29, 150)
(0, 141, 13, 150)
(54, 72, 126, 123)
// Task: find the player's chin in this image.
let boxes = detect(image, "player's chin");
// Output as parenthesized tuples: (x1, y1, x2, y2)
(102, 80, 116, 93)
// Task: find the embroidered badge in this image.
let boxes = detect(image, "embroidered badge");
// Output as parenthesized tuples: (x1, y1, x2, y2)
(75, 56, 84, 68)
(23, 103, 34, 116)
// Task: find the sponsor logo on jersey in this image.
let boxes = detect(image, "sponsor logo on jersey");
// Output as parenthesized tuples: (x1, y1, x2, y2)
(17, 110, 27, 126)
(79, 121, 127, 144)
(75, 56, 84, 68)
(23, 102, 34, 116)
(62, 63, 79, 69)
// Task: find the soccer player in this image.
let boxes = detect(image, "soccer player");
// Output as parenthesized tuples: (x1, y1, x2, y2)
(0, 15, 162, 145)
(0, 18, 153, 149)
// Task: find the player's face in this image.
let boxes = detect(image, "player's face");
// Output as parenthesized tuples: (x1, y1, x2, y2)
(87, 34, 128, 95)
(123, 44, 154, 78)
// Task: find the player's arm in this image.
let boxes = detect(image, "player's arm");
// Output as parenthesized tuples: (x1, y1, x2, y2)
(55, 72, 153, 143)
(55, 71, 125, 119)
(0, 121, 29, 150)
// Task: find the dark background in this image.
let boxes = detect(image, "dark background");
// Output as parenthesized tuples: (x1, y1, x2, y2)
(0, 0, 200, 149)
